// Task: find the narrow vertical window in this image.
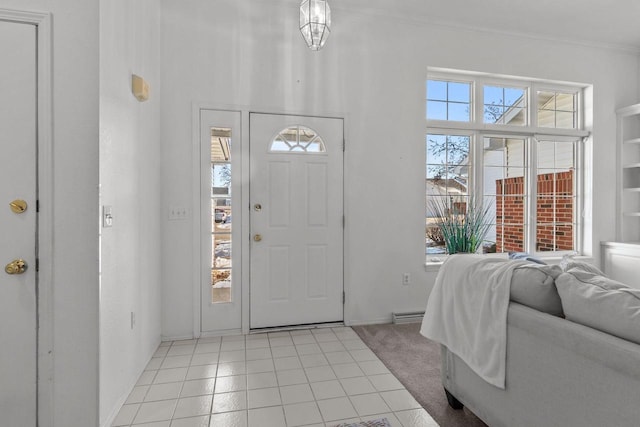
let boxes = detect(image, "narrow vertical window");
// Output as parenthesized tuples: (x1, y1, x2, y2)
(536, 140, 576, 251)
(484, 137, 527, 253)
(211, 127, 232, 303)
(426, 133, 471, 254)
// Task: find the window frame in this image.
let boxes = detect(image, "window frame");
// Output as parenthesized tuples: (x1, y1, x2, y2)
(426, 72, 588, 261)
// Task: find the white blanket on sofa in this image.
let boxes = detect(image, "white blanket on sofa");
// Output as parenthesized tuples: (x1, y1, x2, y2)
(420, 254, 527, 389)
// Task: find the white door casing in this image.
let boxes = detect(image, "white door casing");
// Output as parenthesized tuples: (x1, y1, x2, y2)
(250, 113, 344, 329)
(0, 19, 37, 426)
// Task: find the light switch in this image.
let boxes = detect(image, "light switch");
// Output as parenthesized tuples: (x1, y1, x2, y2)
(103, 205, 113, 228)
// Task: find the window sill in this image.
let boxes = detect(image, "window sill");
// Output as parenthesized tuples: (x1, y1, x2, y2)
(424, 253, 595, 272)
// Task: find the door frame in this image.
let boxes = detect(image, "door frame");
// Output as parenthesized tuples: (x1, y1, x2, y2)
(192, 105, 349, 335)
(0, 7, 54, 425)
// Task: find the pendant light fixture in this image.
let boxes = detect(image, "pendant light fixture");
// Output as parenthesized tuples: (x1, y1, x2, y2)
(299, 0, 331, 51)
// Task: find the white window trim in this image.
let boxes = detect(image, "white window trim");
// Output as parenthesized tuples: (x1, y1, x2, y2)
(426, 72, 590, 265)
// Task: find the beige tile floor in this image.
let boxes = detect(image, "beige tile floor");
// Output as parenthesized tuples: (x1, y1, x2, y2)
(111, 327, 439, 427)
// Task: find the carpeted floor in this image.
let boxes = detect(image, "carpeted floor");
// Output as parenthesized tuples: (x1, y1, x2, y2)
(352, 322, 487, 427)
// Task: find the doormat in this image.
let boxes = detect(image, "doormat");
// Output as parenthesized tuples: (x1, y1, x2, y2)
(331, 418, 391, 427)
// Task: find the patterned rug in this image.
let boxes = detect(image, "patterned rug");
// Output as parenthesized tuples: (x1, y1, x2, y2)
(331, 418, 391, 427)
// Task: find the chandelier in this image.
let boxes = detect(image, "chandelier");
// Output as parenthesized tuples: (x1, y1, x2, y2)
(299, 0, 331, 51)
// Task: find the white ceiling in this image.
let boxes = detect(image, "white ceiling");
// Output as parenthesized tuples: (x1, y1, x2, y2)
(335, 0, 640, 51)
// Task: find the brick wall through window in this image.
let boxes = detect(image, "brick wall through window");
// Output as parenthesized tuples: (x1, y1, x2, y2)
(496, 170, 573, 252)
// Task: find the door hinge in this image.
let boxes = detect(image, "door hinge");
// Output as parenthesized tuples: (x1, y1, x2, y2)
(342, 291, 345, 304)
(36, 200, 40, 213)
(342, 139, 345, 152)
(342, 215, 345, 228)
(35, 258, 39, 272)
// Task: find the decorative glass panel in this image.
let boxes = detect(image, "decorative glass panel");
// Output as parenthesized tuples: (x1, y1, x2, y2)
(269, 126, 326, 153)
(211, 128, 232, 303)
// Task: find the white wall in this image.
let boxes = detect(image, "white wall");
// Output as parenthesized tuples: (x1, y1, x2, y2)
(159, 0, 639, 334)
(0, 0, 100, 425)
(99, 0, 162, 425)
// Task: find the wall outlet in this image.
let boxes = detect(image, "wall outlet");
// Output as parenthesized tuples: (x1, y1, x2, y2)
(402, 273, 411, 286)
(130, 311, 135, 329)
(168, 206, 188, 220)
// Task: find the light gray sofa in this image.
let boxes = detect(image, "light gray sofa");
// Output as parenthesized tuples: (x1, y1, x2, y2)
(441, 266, 640, 427)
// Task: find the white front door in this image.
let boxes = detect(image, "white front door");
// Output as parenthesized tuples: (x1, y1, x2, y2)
(250, 113, 343, 329)
(0, 20, 38, 425)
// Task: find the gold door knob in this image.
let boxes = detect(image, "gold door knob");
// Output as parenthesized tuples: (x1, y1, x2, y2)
(253, 234, 262, 242)
(9, 200, 27, 214)
(5, 259, 27, 275)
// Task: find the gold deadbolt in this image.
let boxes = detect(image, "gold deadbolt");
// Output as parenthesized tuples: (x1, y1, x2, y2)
(253, 234, 262, 242)
(9, 200, 27, 214)
(5, 259, 27, 275)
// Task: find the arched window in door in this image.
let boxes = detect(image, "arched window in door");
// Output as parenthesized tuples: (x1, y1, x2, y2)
(269, 125, 327, 153)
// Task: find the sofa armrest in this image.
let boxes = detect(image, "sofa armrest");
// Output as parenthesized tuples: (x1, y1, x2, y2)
(441, 302, 640, 427)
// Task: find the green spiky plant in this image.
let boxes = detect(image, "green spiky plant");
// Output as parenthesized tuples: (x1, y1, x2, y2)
(429, 196, 493, 254)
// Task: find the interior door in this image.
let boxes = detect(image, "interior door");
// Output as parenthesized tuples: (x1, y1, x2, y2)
(0, 20, 38, 425)
(250, 113, 343, 328)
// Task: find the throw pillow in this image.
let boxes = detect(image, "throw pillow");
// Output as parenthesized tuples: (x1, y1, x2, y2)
(559, 254, 605, 276)
(508, 252, 547, 265)
(556, 271, 640, 345)
(510, 264, 564, 316)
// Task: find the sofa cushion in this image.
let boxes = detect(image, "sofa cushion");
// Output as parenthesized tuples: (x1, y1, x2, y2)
(510, 264, 563, 316)
(559, 255, 605, 276)
(556, 271, 640, 345)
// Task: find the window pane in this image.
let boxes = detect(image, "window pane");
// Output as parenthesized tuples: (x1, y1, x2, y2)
(484, 86, 502, 105)
(556, 111, 576, 129)
(536, 223, 574, 252)
(426, 195, 449, 254)
(448, 103, 470, 121)
(426, 133, 474, 255)
(483, 85, 527, 125)
(535, 137, 576, 252)
(426, 134, 470, 183)
(507, 108, 526, 125)
(484, 105, 505, 123)
(555, 92, 576, 111)
(427, 79, 447, 101)
(448, 82, 470, 103)
(446, 135, 470, 165)
(485, 136, 528, 253)
(537, 91, 577, 129)
(211, 127, 233, 304)
(426, 79, 471, 122)
(426, 100, 447, 120)
(505, 88, 525, 107)
(212, 234, 231, 266)
(211, 269, 231, 303)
